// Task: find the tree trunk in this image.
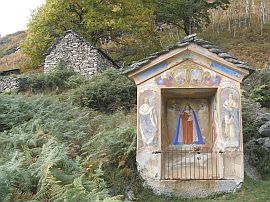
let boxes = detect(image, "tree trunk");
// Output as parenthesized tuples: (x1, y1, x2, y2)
(177, 28, 180, 40)
(233, 10, 237, 37)
(169, 24, 174, 38)
(183, 17, 191, 35)
(260, 1, 264, 35)
(212, 11, 215, 33)
(249, 0, 252, 27)
(217, 11, 220, 35)
(245, 0, 249, 28)
(238, 1, 241, 28)
(262, 0, 266, 24)
(229, 2, 232, 33)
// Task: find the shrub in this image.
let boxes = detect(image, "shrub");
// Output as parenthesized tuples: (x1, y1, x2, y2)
(243, 68, 270, 108)
(20, 70, 76, 94)
(0, 94, 136, 201)
(245, 139, 270, 179)
(242, 98, 266, 142)
(72, 69, 136, 112)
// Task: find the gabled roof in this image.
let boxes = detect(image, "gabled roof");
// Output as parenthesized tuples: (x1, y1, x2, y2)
(0, 68, 20, 76)
(126, 34, 255, 75)
(44, 30, 120, 68)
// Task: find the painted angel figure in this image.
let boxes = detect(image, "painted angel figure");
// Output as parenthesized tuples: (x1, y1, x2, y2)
(223, 93, 240, 147)
(139, 97, 158, 145)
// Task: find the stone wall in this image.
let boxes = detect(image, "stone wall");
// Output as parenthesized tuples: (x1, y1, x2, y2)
(44, 30, 116, 75)
(0, 76, 20, 93)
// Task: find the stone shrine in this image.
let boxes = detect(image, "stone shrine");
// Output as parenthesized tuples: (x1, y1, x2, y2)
(126, 34, 254, 198)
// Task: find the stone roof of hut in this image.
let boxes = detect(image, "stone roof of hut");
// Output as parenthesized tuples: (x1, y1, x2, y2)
(126, 33, 255, 75)
(44, 30, 120, 68)
(0, 68, 20, 76)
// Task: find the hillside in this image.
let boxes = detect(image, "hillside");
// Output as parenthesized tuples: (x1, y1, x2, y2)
(0, 22, 269, 74)
(0, 12, 269, 202)
(0, 68, 269, 201)
(200, 23, 270, 69)
(0, 31, 27, 71)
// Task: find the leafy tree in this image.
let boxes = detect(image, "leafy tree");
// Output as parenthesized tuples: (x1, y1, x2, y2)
(154, 0, 230, 35)
(22, 0, 160, 68)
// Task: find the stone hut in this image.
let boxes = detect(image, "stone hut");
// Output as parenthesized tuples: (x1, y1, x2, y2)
(44, 30, 119, 75)
(126, 34, 254, 198)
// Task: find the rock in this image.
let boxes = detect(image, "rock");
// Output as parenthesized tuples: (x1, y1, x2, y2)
(244, 156, 262, 181)
(0, 76, 21, 93)
(176, 42, 190, 47)
(235, 63, 250, 69)
(218, 52, 234, 59)
(193, 38, 210, 45)
(245, 137, 270, 177)
(257, 137, 270, 148)
(225, 58, 243, 64)
(202, 44, 215, 49)
(208, 48, 223, 54)
(4, 88, 11, 93)
(256, 113, 270, 123)
(126, 189, 137, 201)
(110, 195, 125, 201)
(259, 121, 270, 137)
(183, 33, 197, 40)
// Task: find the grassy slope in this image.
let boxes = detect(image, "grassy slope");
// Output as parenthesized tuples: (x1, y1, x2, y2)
(0, 92, 137, 201)
(199, 24, 270, 69)
(0, 31, 27, 71)
(1, 92, 269, 201)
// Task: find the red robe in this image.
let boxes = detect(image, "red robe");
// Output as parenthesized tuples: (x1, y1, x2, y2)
(180, 112, 193, 144)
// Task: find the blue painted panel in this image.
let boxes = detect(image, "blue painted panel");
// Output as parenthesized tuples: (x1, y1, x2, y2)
(137, 53, 194, 82)
(211, 62, 241, 79)
(137, 62, 168, 81)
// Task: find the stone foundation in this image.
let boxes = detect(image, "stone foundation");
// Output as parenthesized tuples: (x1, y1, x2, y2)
(144, 178, 242, 198)
(0, 76, 20, 93)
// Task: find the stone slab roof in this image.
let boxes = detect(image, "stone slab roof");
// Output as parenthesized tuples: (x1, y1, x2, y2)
(44, 30, 120, 68)
(0, 68, 20, 76)
(126, 33, 255, 75)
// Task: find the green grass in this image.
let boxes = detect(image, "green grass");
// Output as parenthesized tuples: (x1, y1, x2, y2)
(134, 177, 270, 202)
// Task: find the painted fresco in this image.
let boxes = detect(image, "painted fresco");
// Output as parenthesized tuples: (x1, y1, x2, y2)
(135, 53, 195, 83)
(212, 95, 225, 151)
(221, 88, 240, 148)
(138, 90, 158, 147)
(128, 41, 249, 197)
(166, 99, 210, 148)
(155, 61, 221, 87)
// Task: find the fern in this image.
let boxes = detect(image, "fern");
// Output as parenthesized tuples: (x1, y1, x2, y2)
(0, 89, 136, 201)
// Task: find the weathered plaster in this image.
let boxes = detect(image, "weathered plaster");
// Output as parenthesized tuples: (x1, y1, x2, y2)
(131, 47, 246, 198)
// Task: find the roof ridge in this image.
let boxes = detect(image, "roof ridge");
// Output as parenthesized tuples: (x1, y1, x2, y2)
(126, 33, 255, 74)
